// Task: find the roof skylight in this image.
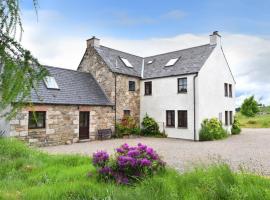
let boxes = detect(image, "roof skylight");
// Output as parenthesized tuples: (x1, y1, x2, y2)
(44, 76, 59, 89)
(147, 60, 153, 64)
(120, 57, 133, 68)
(165, 58, 179, 67)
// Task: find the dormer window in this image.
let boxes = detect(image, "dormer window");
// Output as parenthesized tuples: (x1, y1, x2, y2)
(165, 58, 179, 67)
(44, 76, 59, 89)
(120, 57, 133, 68)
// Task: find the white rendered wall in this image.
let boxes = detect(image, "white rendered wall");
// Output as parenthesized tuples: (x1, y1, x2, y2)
(196, 45, 235, 139)
(140, 74, 196, 140)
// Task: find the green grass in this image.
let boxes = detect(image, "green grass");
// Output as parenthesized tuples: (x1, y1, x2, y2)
(237, 112, 270, 128)
(1, 138, 270, 200)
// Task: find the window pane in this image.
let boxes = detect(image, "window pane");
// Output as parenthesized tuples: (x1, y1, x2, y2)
(225, 111, 228, 125)
(145, 81, 152, 95)
(178, 110, 187, 128)
(224, 83, 228, 97)
(124, 110, 131, 116)
(178, 78, 187, 93)
(166, 110, 175, 127)
(129, 81, 135, 91)
(28, 111, 46, 129)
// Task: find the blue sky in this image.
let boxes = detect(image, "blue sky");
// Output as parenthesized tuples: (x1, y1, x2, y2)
(21, 0, 270, 38)
(20, 0, 270, 105)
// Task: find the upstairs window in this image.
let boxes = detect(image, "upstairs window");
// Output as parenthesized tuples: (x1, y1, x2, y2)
(144, 81, 152, 95)
(28, 111, 46, 129)
(178, 78, 187, 93)
(229, 84, 232, 97)
(224, 83, 228, 97)
(178, 110, 188, 128)
(44, 76, 59, 89)
(165, 58, 179, 67)
(120, 57, 133, 68)
(166, 110, 175, 127)
(129, 81, 135, 91)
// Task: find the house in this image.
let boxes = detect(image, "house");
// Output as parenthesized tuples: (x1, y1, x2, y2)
(1, 31, 235, 146)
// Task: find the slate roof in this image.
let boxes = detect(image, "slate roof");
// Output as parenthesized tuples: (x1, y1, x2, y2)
(29, 66, 113, 106)
(94, 44, 216, 79)
(143, 44, 216, 79)
(95, 46, 143, 77)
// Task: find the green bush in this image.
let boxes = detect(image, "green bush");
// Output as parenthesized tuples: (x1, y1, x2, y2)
(199, 118, 228, 141)
(141, 114, 161, 136)
(240, 96, 259, 117)
(231, 116, 241, 135)
(115, 116, 141, 138)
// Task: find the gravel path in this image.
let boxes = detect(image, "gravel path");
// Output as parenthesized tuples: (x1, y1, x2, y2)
(41, 128, 270, 175)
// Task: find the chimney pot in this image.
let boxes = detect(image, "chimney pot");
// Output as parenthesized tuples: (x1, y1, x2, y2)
(209, 31, 221, 45)
(87, 36, 100, 48)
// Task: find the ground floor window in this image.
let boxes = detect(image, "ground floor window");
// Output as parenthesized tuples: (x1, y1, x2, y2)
(28, 111, 46, 129)
(123, 110, 131, 117)
(225, 111, 228, 125)
(229, 111, 233, 125)
(178, 110, 188, 128)
(166, 110, 175, 127)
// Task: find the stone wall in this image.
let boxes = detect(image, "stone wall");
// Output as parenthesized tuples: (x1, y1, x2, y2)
(116, 74, 140, 122)
(78, 46, 140, 124)
(78, 47, 116, 102)
(9, 104, 114, 147)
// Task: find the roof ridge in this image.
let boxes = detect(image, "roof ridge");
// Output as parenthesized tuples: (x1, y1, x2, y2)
(44, 65, 91, 75)
(144, 44, 212, 58)
(98, 45, 143, 58)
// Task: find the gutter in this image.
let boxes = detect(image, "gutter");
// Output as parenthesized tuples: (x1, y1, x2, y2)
(193, 73, 198, 141)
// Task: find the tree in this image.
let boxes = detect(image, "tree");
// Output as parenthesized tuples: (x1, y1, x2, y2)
(240, 96, 259, 117)
(0, 0, 48, 119)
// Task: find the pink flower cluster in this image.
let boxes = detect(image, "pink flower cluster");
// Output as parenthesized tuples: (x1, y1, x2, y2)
(92, 143, 165, 185)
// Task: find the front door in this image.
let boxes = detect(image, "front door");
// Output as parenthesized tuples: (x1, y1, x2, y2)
(79, 112, 90, 140)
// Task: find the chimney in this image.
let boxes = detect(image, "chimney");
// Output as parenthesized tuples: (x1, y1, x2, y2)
(209, 31, 221, 45)
(86, 36, 100, 48)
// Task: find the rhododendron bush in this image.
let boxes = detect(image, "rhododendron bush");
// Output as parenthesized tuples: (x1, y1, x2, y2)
(92, 143, 165, 185)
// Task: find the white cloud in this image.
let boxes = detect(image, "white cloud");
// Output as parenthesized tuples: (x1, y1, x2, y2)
(20, 10, 270, 106)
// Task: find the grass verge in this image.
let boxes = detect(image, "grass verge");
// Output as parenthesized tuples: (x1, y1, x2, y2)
(237, 112, 270, 128)
(0, 138, 270, 200)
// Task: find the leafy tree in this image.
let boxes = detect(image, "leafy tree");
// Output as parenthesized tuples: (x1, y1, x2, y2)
(240, 96, 259, 117)
(0, 0, 48, 119)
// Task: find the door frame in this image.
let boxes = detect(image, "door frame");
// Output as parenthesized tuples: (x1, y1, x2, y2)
(79, 111, 90, 140)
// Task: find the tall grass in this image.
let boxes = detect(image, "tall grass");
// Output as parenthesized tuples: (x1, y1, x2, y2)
(0, 138, 270, 200)
(237, 112, 270, 128)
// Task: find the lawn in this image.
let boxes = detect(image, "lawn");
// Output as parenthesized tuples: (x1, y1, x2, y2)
(237, 112, 270, 128)
(1, 138, 270, 200)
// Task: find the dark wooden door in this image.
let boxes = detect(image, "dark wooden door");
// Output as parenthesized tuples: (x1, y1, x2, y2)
(79, 112, 90, 140)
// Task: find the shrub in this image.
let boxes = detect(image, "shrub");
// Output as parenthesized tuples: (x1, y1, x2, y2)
(92, 143, 165, 185)
(115, 116, 141, 137)
(141, 114, 160, 136)
(231, 116, 241, 135)
(240, 96, 259, 117)
(199, 118, 228, 141)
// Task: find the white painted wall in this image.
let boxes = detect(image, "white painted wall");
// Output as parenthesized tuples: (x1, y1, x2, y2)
(140, 74, 196, 140)
(196, 45, 235, 139)
(0, 108, 10, 137)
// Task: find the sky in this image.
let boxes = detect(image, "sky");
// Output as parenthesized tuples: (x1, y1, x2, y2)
(19, 0, 270, 106)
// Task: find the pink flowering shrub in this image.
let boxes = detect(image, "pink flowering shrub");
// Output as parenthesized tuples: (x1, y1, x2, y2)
(92, 143, 165, 185)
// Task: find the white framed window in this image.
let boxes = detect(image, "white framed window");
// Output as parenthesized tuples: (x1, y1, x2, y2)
(165, 58, 179, 67)
(44, 76, 59, 89)
(120, 57, 133, 68)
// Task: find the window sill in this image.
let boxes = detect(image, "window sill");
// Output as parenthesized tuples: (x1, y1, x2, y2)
(166, 126, 175, 128)
(177, 127, 188, 129)
(144, 94, 152, 96)
(28, 128, 46, 130)
(178, 92, 187, 94)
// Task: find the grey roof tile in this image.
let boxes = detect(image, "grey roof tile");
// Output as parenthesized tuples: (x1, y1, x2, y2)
(95, 46, 143, 77)
(94, 44, 216, 79)
(29, 66, 113, 106)
(143, 44, 216, 79)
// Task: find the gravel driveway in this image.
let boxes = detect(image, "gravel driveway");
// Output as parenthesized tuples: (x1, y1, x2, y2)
(41, 128, 270, 175)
